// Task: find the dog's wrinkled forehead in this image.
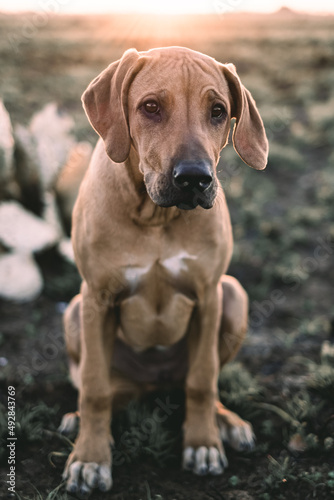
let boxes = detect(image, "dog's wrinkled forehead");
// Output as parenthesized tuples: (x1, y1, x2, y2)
(129, 47, 230, 104)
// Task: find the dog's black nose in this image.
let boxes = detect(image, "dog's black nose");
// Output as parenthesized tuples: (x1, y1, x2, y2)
(173, 161, 213, 193)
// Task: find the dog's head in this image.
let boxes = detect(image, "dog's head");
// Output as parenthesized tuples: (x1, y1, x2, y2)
(82, 47, 268, 210)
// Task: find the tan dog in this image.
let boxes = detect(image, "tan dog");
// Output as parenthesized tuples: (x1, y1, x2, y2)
(60, 46, 268, 496)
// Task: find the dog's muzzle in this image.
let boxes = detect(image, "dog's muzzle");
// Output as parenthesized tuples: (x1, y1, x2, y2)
(144, 160, 217, 210)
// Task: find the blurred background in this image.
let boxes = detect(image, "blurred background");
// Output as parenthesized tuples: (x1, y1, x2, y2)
(0, 1, 334, 499)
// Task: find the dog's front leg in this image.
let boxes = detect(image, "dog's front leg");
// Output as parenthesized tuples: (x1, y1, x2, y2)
(63, 281, 115, 496)
(183, 283, 227, 476)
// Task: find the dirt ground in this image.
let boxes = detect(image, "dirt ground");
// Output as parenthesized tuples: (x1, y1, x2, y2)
(0, 293, 333, 500)
(0, 9, 334, 500)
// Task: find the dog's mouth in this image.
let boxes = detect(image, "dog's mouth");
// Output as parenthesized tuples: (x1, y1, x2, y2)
(145, 183, 217, 211)
(176, 196, 214, 211)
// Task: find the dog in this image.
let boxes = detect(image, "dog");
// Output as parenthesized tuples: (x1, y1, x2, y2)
(59, 46, 268, 496)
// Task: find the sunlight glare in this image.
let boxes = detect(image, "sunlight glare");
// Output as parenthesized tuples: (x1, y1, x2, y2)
(0, 0, 334, 14)
(115, 0, 210, 15)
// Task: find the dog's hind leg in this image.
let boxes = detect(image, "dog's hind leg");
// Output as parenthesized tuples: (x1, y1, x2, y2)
(219, 275, 248, 366)
(63, 294, 82, 388)
(216, 276, 255, 452)
(58, 294, 82, 436)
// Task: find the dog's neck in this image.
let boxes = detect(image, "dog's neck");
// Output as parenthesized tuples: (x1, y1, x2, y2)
(123, 147, 180, 227)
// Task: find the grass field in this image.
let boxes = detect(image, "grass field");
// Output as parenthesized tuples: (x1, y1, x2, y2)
(0, 9, 334, 500)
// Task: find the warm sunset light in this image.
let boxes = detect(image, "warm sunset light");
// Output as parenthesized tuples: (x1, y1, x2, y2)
(0, 0, 334, 14)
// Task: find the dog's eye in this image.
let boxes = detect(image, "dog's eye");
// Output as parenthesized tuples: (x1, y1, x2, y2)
(143, 101, 160, 114)
(211, 104, 226, 119)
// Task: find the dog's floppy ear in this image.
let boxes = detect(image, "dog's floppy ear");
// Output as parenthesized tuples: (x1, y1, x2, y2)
(222, 63, 268, 170)
(82, 48, 143, 163)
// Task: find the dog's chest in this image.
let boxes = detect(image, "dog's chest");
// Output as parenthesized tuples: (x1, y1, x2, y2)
(124, 250, 197, 285)
(117, 250, 198, 350)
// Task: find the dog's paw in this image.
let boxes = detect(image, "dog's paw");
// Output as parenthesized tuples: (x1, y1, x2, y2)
(63, 460, 112, 498)
(182, 446, 228, 476)
(58, 411, 80, 437)
(218, 417, 255, 452)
